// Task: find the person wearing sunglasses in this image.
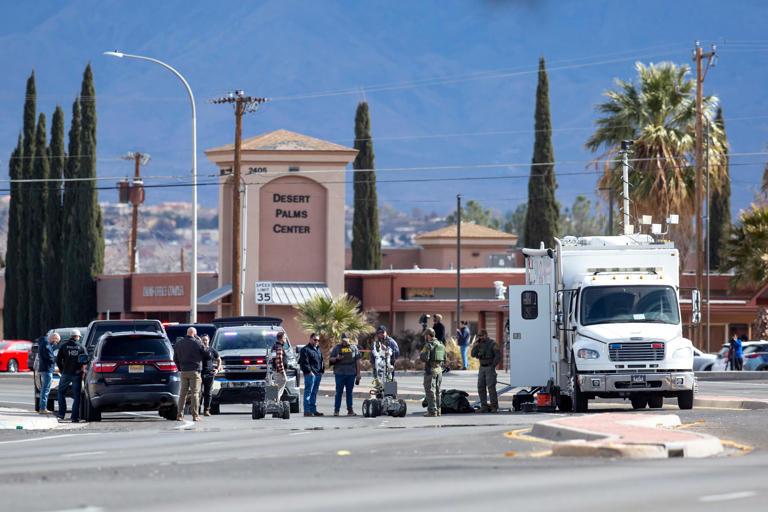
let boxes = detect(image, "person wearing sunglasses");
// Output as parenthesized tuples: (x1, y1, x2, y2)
(299, 333, 325, 416)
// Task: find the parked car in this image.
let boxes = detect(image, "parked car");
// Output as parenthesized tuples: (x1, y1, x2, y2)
(693, 347, 717, 371)
(208, 316, 300, 415)
(743, 342, 768, 371)
(80, 331, 180, 422)
(0, 340, 33, 372)
(711, 341, 764, 371)
(162, 323, 217, 345)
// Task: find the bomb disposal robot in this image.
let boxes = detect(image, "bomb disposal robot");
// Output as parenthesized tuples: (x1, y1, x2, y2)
(362, 338, 407, 417)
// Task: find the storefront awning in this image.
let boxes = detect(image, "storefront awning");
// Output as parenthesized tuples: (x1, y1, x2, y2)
(271, 282, 331, 305)
(196, 282, 331, 306)
(197, 283, 232, 305)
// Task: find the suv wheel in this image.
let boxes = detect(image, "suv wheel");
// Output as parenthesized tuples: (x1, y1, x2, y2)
(34, 391, 40, 412)
(83, 393, 101, 422)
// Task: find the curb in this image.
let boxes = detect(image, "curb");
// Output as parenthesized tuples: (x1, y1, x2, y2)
(532, 413, 723, 459)
(0, 407, 60, 430)
(695, 371, 768, 381)
(694, 397, 768, 409)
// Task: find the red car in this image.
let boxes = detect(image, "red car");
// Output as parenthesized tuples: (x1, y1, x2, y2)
(0, 340, 33, 372)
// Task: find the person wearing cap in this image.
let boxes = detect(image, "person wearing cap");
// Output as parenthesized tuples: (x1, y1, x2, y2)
(456, 320, 471, 370)
(419, 328, 444, 416)
(471, 329, 501, 412)
(56, 330, 86, 422)
(329, 333, 361, 416)
(371, 325, 400, 379)
(37, 333, 61, 414)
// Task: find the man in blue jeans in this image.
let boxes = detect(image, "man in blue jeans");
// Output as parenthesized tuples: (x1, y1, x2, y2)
(56, 330, 86, 422)
(329, 333, 361, 416)
(456, 320, 471, 370)
(299, 333, 325, 417)
(38, 333, 61, 414)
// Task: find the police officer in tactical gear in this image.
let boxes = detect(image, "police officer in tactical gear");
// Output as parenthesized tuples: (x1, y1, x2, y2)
(420, 328, 444, 417)
(471, 329, 500, 413)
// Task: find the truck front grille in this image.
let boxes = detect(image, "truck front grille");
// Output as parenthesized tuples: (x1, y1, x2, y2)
(609, 342, 665, 362)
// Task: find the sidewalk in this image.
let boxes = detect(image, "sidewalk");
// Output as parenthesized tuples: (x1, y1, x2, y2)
(0, 407, 60, 430)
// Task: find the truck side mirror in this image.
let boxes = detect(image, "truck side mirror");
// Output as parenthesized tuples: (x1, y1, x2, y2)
(555, 290, 564, 329)
(691, 289, 701, 325)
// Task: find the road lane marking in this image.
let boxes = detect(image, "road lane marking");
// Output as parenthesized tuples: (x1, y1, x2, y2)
(720, 440, 754, 456)
(504, 428, 555, 445)
(0, 433, 100, 445)
(693, 406, 748, 411)
(61, 451, 106, 458)
(172, 420, 196, 430)
(529, 449, 552, 457)
(289, 431, 310, 436)
(676, 420, 705, 430)
(699, 491, 757, 502)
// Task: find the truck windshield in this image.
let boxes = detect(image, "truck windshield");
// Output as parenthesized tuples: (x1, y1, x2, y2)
(581, 285, 679, 326)
(213, 330, 280, 351)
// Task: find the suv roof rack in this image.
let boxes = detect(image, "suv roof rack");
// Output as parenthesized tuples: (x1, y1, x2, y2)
(212, 316, 284, 327)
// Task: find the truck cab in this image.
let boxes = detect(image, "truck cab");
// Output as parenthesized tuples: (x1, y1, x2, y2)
(508, 235, 699, 412)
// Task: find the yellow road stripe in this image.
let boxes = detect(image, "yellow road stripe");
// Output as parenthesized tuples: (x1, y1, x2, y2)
(504, 428, 555, 445)
(720, 440, 754, 456)
(676, 420, 705, 430)
(529, 449, 552, 458)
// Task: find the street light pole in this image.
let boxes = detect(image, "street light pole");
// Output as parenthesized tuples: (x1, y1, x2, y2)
(104, 51, 199, 322)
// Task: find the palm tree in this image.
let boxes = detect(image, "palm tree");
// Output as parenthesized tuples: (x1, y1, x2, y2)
(293, 293, 374, 354)
(586, 62, 727, 266)
(719, 205, 768, 287)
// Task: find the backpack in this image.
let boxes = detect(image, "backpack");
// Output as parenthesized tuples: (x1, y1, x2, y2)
(431, 342, 446, 362)
(441, 389, 474, 414)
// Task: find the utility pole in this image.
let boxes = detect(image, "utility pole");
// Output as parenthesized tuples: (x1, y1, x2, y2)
(693, 41, 716, 347)
(211, 91, 268, 315)
(119, 152, 149, 273)
(456, 194, 462, 336)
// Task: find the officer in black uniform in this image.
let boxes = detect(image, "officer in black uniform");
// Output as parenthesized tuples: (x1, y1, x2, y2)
(56, 330, 87, 422)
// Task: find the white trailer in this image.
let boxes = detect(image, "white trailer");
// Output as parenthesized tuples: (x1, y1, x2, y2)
(507, 234, 701, 412)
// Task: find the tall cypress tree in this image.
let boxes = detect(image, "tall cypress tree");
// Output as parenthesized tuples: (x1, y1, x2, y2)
(351, 101, 381, 270)
(709, 107, 731, 270)
(28, 114, 49, 336)
(3, 135, 23, 338)
(44, 106, 65, 329)
(64, 63, 104, 325)
(523, 57, 558, 248)
(17, 72, 37, 337)
(61, 98, 81, 325)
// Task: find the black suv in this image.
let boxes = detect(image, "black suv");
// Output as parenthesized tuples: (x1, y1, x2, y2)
(208, 317, 300, 414)
(80, 331, 180, 422)
(83, 319, 165, 355)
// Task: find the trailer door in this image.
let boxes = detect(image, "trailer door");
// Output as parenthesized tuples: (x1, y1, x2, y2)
(507, 284, 553, 387)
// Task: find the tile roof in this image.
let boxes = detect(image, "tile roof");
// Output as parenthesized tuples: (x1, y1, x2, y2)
(206, 129, 355, 153)
(414, 222, 518, 241)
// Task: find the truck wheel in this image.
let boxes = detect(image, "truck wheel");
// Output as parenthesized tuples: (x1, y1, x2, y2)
(210, 402, 221, 415)
(573, 386, 588, 413)
(648, 395, 664, 408)
(630, 396, 648, 409)
(677, 390, 694, 410)
(558, 394, 573, 412)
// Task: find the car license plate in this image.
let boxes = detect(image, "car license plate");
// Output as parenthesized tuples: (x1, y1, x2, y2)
(246, 365, 259, 371)
(631, 374, 646, 384)
(129, 365, 144, 373)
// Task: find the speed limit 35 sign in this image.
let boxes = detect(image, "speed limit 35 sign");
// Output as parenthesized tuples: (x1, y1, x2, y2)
(254, 282, 273, 304)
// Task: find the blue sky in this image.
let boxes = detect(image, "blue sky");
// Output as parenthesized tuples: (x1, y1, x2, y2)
(1, 0, 767, 222)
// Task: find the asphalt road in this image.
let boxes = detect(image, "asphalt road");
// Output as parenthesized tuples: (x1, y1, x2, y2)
(1, 376, 768, 512)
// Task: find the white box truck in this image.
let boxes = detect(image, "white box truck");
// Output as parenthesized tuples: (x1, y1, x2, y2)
(507, 234, 701, 412)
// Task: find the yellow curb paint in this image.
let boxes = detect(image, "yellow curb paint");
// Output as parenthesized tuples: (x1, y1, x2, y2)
(337, 450, 351, 456)
(720, 440, 754, 456)
(504, 428, 555, 445)
(529, 450, 552, 458)
(694, 406, 748, 411)
(504, 452, 515, 457)
(676, 420, 705, 430)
